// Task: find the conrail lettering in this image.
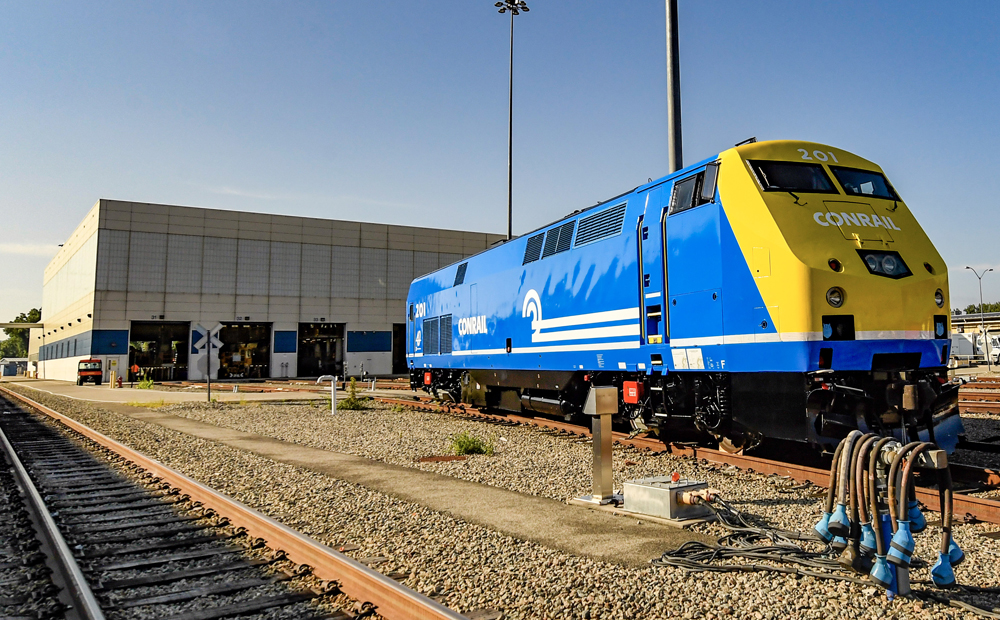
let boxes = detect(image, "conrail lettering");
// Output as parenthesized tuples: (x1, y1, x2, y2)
(458, 315, 488, 336)
(813, 211, 901, 231)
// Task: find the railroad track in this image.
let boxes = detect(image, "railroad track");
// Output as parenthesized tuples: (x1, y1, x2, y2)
(0, 388, 468, 620)
(959, 378, 1000, 413)
(0, 430, 67, 618)
(373, 394, 1000, 525)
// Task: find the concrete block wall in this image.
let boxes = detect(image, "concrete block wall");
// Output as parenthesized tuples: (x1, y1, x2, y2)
(32, 199, 504, 382)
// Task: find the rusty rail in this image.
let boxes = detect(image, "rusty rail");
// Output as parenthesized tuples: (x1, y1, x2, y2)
(376, 395, 1000, 525)
(0, 385, 467, 620)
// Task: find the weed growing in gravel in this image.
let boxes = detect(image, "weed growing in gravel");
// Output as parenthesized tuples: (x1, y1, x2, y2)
(390, 404, 408, 413)
(136, 375, 154, 389)
(126, 399, 166, 408)
(449, 431, 494, 456)
(339, 377, 371, 410)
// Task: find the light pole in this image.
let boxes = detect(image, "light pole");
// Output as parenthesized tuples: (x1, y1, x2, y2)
(665, 0, 683, 173)
(966, 266, 993, 372)
(496, 0, 529, 240)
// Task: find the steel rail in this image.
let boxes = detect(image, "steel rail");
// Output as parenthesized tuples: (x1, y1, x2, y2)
(0, 386, 468, 620)
(375, 395, 1000, 525)
(960, 401, 1000, 412)
(0, 423, 107, 620)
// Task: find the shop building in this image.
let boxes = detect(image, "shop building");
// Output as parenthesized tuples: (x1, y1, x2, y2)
(29, 200, 503, 383)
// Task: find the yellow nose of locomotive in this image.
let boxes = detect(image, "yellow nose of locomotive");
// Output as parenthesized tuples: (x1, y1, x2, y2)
(718, 140, 949, 348)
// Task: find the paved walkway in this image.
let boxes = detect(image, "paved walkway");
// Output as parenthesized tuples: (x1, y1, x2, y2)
(0, 378, 325, 404)
(6, 381, 707, 567)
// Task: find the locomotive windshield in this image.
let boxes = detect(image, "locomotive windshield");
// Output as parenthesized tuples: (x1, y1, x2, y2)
(829, 166, 900, 200)
(748, 160, 838, 194)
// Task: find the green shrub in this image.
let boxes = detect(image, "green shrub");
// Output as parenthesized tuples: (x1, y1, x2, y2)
(449, 431, 494, 456)
(338, 377, 370, 410)
(136, 374, 154, 390)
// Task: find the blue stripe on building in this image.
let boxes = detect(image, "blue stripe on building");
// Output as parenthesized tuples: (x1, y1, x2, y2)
(274, 331, 297, 353)
(347, 331, 392, 352)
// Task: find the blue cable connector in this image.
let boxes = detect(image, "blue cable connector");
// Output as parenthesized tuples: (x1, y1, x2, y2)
(887, 520, 915, 567)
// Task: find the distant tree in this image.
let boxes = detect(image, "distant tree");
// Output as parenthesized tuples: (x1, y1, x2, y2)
(964, 302, 1000, 315)
(0, 308, 41, 358)
(0, 339, 21, 358)
(953, 308, 963, 315)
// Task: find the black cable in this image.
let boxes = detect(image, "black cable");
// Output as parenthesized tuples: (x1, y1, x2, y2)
(652, 496, 999, 618)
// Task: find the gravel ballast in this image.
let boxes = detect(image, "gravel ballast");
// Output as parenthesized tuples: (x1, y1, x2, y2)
(6, 384, 999, 619)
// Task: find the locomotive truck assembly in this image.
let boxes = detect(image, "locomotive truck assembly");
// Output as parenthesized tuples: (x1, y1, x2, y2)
(407, 140, 963, 453)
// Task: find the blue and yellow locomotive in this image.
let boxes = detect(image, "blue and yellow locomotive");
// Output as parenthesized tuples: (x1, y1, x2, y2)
(406, 140, 962, 452)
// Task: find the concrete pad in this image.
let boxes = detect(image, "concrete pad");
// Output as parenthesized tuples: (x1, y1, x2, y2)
(0, 378, 325, 404)
(19, 387, 708, 567)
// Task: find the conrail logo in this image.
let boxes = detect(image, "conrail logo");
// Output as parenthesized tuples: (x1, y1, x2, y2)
(458, 315, 488, 336)
(813, 211, 901, 231)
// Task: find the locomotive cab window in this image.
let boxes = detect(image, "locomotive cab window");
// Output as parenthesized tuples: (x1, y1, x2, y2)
(829, 166, 899, 200)
(669, 169, 714, 215)
(454, 262, 468, 286)
(748, 160, 838, 194)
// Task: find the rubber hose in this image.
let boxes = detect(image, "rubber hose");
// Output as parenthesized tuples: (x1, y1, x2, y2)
(898, 443, 930, 520)
(848, 433, 876, 526)
(855, 435, 879, 525)
(824, 437, 848, 514)
(888, 441, 923, 530)
(868, 436, 895, 556)
(837, 431, 864, 507)
(939, 452, 954, 556)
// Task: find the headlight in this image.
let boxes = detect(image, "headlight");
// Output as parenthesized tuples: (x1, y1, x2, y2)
(935, 289, 944, 308)
(827, 287, 845, 308)
(856, 250, 912, 279)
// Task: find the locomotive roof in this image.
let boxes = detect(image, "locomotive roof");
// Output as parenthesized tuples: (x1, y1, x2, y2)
(511, 150, 723, 242)
(418, 139, 842, 280)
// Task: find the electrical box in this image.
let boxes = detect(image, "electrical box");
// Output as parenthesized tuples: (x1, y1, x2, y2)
(623, 477, 713, 521)
(623, 381, 645, 404)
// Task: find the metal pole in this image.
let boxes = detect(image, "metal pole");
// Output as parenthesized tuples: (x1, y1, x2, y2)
(318, 375, 337, 414)
(981, 275, 992, 372)
(507, 9, 514, 240)
(968, 266, 993, 372)
(592, 413, 614, 501)
(665, 0, 683, 173)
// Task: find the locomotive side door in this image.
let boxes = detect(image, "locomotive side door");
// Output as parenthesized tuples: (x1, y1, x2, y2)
(408, 301, 424, 357)
(638, 185, 668, 344)
(665, 164, 724, 352)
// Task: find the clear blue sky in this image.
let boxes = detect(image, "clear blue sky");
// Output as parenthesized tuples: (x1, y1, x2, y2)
(2, 1, 999, 323)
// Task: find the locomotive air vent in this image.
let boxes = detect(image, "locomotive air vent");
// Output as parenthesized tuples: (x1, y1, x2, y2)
(522, 233, 544, 265)
(454, 263, 468, 286)
(575, 203, 627, 247)
(542, 221, 575, 258)
(423, 317, 440, 355)
(439, 315, 453, 354)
